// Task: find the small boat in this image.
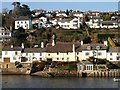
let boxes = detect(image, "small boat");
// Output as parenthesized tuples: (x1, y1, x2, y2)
(113, 78, 120, 82)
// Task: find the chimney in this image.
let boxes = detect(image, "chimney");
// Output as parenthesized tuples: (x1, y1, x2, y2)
(10, 26, 12, 31)
(73, 44, 75, 52)
(81, 41, 83, 45)
(52, 40, 55, 46)
(41, 42, 44, 48)
(104, 41, 108, 46)
(22, 43, 24, 49)
(11, 45, 13, 48)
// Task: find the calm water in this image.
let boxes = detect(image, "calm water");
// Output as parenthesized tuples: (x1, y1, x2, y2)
(2, 75, 120, 88)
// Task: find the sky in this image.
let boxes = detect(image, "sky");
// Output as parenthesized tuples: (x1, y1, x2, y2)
(1, 2, 119, 12)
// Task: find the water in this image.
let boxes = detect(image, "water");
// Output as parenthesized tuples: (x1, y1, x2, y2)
(2, 75, 120, 88)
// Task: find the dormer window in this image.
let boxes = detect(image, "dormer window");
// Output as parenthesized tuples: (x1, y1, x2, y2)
(110, 53, 112, 55)
(67, 52, 68, 55)
(96, 46, 100, 50)
(87, 46, 91, 50)
(15, 51, 17, 55)
(85, 52, 90, 56)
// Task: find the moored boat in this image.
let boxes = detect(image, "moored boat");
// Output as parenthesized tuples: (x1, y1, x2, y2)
(113, 78, 120, 82)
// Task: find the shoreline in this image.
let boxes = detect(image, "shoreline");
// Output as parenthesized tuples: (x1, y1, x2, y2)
(1, 68, 120, 78)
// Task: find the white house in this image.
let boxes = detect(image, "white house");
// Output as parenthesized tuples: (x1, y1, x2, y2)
(107, 47, 120, 62)
(2, 41, 120, 63)
(77, 60, 94, 72)
(44, 42, 79, 62)
(56, 12, 67, 17)
(0, 27, 11, 42)
(79, 43, 108, 61)
(21, 48, 46, 63)
(73, 12, 84, 18)
(86, 16, 103, 28)
(58, 17, 81, 29)
(32, 18, 40, 24)
(2, 46, 22, 63)
(15, 16, 33, 29)
(39, 17, 47, 23)
(100, 21, 118, 28)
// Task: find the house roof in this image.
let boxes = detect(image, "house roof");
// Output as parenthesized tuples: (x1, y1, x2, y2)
(16, 16, 30, 20)
(24, 48, 46, 53)
(58, 18, 73, 23)
(108, 47, 120, 52)
(78, 60, 93, 65)
(81, 60, 93, 65)
(101, 21, 118, 24)
(81, 44, 107, 50)
(46, 42, 82, 53)
(2, 47, 22, 51)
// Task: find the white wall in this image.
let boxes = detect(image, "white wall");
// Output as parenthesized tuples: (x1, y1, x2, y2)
(15, 20, 32, 29)
(45, 52, 76, 62)
(2, 51, 21, 62)
(22, 52, 46, 63)
(81, 50, 107, 60)
(107, 52, 120, 62)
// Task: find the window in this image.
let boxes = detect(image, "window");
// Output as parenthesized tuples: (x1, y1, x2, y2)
(5, 51, 8, 55)
(5, 33, 7, 35)
(110, 53, 112, 55)
(17, 22, 19, 24)
(110, 58, 113, 60)
(85, 52, 89, 56)
(117, 57, 120, 60)
(13, 57, 16, 60)
(67, 57, 69, 61)
(40, 58, 42, 60)
(62, 58, 64, 60)
(48, 54, 50, 56)
(67, 52, 68, 55)
(98, 52, 102, 56)
(26, 53, 28, 56)
(77, 52, 79, 55)
(40, 52, 42, 56)
(80, 66, 82, 70)
(33, 53, 34, 56)
(17, 25, 19, 28)
(77, 57, 79, 60)
(21, 21, 23, 23)
(57, 58, 59, 60)
(25, 21, 27, 23)
(57, 52, 59, 55)
(15, 52, 17, 55)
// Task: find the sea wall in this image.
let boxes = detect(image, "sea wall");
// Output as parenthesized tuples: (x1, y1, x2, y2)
(2, 68, 31, 75)
(77, 70, 120, 78)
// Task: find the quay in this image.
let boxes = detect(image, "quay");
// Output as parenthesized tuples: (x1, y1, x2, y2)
(77, 70, 120, 78)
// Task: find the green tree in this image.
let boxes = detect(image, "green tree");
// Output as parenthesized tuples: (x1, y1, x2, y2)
(13, 27, 28, 45)
(66, 9, 69, 16)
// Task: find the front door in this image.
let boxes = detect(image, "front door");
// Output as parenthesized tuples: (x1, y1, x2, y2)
(4, 58, 10, 62)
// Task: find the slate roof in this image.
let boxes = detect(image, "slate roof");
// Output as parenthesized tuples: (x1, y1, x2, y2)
(2, 47, 22, 51)
(16, 16, 30, 20)
(101, 21, 118, 24)
(2, 43, 108, 53)
(108, 47, 120, 52)
(58, 18, 73, 23)
(81, 44, 107, 50)
(78, 60, 93, 65)
(45, 42, 82, 53)
(24, 48, 46, 53)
